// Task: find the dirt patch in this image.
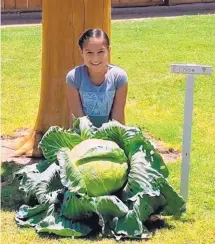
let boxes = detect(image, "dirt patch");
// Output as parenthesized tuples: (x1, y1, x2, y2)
(1, 129, 42, 165)
(1, 129, 181, 165)
(144, 132, 181, 163)
(1, 144, 41, 165)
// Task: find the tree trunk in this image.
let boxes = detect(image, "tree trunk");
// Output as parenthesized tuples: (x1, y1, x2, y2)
(10, 0, 111, 157)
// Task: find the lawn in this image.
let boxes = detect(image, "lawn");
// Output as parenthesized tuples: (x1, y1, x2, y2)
(1, 15, 215, 243)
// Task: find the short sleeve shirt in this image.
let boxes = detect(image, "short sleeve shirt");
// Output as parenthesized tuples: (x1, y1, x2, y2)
(66, 64, 128, 128)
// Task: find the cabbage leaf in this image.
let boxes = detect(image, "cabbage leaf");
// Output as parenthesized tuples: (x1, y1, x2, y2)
(14, 117, 185, 240)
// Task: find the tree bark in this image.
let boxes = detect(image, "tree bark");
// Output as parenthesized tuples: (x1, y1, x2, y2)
(10, 0, 111, 157)
(36, 0, 111, 132)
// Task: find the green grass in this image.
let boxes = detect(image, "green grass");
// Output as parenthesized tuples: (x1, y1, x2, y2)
(1, 26, 41, 134)
(1, 15, 215, 243)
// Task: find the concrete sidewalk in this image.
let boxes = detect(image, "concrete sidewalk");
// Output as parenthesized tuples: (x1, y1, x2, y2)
(1, 2, 215, 26)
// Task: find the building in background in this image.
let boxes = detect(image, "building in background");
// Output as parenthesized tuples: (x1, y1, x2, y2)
(1, 0, 215, 13)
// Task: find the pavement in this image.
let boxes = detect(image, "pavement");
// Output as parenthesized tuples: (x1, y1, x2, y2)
(1, 2, 215, 26)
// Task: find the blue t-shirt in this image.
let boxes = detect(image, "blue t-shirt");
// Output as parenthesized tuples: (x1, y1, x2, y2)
(66, 64, 128, 127)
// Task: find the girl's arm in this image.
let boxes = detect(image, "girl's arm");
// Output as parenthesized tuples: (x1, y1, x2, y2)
(111, 83, 128, 125)
(66, 83, 84, 125)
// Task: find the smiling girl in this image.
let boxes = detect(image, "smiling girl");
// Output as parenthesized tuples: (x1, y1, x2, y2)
(66, 29, 128, 128)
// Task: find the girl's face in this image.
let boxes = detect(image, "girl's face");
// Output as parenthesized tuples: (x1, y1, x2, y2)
(80, 37, 109, 72)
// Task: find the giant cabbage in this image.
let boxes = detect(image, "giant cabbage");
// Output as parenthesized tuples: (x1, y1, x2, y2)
(14, 117, 185, 240)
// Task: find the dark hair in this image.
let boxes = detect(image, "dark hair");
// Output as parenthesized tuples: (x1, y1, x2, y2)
(78, 29, 110, 49)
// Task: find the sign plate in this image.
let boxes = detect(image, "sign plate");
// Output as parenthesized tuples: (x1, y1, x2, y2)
(171, 64, 212, 75)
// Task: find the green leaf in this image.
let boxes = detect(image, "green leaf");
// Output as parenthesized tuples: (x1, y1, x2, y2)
(35, 163, 64, 204)
(57, 148, 87, 194)
(39, 126, 82, 163)
(95, 120, 169, 178)
(123, 149, 184, 217)
(112, 210, 151, 239)
(60, 191, 94, 220)
(14, 163, 42, 200)
(36, 159, 53, 173)
(158, 179, 186, 215)
(15, 210, 48, 227)
(60, 193, 129, 221)
(16, 204, 48, 219)
(95, 195, 128, 218)
(36, 214, 92, 237)
(60, 193, 129, 235)
(132, 193, 166, 222)
(95, 120, 143, 156)
(122, 150, 163, 200)
(14, 162, 64, 204)
(72, 116, 97, 140)
(15, 204, 49, 227)
(141, 140, 169, 178)
(150, 151, 169, 178)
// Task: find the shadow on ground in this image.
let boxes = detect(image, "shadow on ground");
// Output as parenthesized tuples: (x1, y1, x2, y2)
(1, 160, 39, 211)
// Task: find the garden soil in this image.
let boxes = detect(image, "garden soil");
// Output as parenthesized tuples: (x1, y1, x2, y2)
(1, 129, 180, 165)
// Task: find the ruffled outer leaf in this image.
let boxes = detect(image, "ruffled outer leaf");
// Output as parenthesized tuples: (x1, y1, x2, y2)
(14, 162, 64, 205)
(122, 149, 163, 200)
(94, 195, 128, 217)
(35, 163, 64, 204)
(112, 210, 151, 240)
(57, 148, 87, 194)
(121, 149, 185, 221)
(158, 179, 186, 215)
(60, 192, 129, 220)
(72, 116, 97, 140)
(14, 163, 43, 201)
(95, 120, 143, 156)
(15, 204, 48, 227)
(35, 203, 92, 237)
(60, 191, 94, 220)
(39, 126, 82, 162)
(132, 193, 166, 222)
(35, 193, 129, 237)
(36, 215, 92, 237)
(16, 204, 47, 219)
(94, 120, 169, 178)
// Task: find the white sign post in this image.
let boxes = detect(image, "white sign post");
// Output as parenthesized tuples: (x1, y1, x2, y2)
(170, 64, 213, 201)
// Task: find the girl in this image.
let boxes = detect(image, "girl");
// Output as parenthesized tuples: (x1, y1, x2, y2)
(66, 29, 128, 128)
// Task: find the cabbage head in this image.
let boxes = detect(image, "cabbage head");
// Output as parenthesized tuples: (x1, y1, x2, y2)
(58, 139, 128, 197)
(14, 117, 185, 240)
